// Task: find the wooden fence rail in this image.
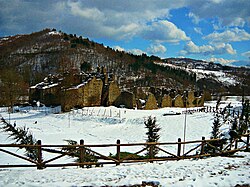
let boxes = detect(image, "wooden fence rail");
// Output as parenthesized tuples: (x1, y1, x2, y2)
(182, 106, 242, 117)
(0, 131, 249, 170)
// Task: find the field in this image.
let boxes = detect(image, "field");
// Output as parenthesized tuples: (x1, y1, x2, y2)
(0, 97, 249, 186)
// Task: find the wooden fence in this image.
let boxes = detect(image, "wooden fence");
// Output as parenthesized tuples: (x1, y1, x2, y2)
(0, 131, 249, 170)
(182, 106, 242, 117)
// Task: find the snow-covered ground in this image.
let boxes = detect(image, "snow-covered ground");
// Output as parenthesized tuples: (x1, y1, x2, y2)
(155, 62, 239, 86)
(0, 98, 249, 187)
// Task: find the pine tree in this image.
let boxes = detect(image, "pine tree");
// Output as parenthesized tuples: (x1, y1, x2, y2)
(144, 116, 161, 157)
(0, 117, 39, 160)
(211, 113, 222, 139)
(63, 139, 98, 168)
(238, 99, 249, 135)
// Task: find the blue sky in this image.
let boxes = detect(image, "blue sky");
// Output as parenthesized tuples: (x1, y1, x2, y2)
(0, 0, 250, 66)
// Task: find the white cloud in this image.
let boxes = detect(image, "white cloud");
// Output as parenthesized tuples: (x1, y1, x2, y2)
(242, 51, 250, 59)
(113, 46, 144, 56)
(187, 0, 250, 27)
(113, 46, 125, 52)
(181, 41, 236, 56)
(194, 27, 203, 35)
(129, 49, 145, 56)
(68, 1, 104, 21)
(203, 28, 250, 43)
(207, 57, 237, 65)
(188, 12, 200, 24)
(229, 18, 245, 27)
(147, 43, 167, 54)
(142, 20, 190, 43)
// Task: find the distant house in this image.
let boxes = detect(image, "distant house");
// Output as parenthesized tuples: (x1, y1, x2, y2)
(29, 80, 61, 106)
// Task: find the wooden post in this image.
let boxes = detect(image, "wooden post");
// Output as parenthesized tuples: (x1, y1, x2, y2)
(246, 130, 250, 152)
(116, 139, 120, 166)
(220, 140, 223, 152)
(200, 137, 205, 156)
(79, 139, 85, 168)
(37, 140, 43, 170)
(177, 138, 181, 158)
(149, 144, 154, 163)
(235, 139, 238, 149)
(229, 139, 232, 150)
(213, 141, 216, 154)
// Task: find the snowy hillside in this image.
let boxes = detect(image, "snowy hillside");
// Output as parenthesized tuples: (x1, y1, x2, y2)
(0, 98, 249, 186)
(190, 69, 239, 86)
(155, 62, 239, 86)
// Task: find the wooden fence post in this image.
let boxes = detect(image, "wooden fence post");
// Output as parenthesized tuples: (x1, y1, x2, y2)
(177, 138, 181, 158)
(220, 140, 223, 152)
(200, 137, 205, 156)
(79, 139, 85, 168)
(116, 139, 120, 166)
(149, 144, 154, 163)
(235, 139, 238, 149)
(246, 130, 250, 152)
(37, 140, 43, 170)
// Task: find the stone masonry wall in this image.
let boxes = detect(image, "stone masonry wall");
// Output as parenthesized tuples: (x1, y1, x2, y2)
(108, 81, 121, 106)
(144, 93, 158, 110)
(83, 77, 103, 106)
(161, 94, 172, 107)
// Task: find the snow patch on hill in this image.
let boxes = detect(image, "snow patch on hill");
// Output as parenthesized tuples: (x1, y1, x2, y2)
(155, 62, 239, 86)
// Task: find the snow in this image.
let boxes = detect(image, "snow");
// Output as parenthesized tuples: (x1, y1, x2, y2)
(155, 62, 239, 86)
(190, 69, 238, 86)
(48, 31, 62, 35)
(0, 99, 249, 186)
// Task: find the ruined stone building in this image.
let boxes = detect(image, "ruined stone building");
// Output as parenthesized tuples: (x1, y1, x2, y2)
(29, 67, 205, 112)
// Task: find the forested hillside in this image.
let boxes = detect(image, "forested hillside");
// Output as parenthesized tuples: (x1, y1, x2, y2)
(0, 28, 249, 106)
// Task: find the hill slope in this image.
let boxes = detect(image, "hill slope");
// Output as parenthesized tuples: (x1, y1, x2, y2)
(0, 29, 249, 100)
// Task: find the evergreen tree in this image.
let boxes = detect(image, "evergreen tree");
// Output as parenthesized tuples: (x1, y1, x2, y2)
(144, 116, 161, 157)
(211, 113, 222, 139)
(0, 117, 39, 160)
(63, 139, 98, 168)
(238, 99, 249, 135)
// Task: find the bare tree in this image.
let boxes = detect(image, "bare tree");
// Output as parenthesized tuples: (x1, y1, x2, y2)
(0, 69, 28, 111)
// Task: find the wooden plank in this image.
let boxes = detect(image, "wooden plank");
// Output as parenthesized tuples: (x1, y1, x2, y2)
(120, 147, 148, 162)
(43, 153, 68, 165)
(183, 143, 202, 156)
(0, 164, 37, 168)
(0, 148, 38, 165)
(157, 146, 178, 158)
(84, 147, 118, 163)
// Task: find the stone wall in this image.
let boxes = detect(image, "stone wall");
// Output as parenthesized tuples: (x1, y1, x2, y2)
(30, 71, 206, 111)
(107, 81, 121, 106)
(61, 88, 80, 112)
(114, 91, 135, 109)
(83, 77, 103, 106)
(29, 84, 61, 106)
(161, 94, 172, 107)
(144, 93, 158, 110)
(186, 91, 195, 107)
(174, 94, 184, 107)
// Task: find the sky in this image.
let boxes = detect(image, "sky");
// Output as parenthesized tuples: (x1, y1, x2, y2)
(0, 0, 250, 66)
